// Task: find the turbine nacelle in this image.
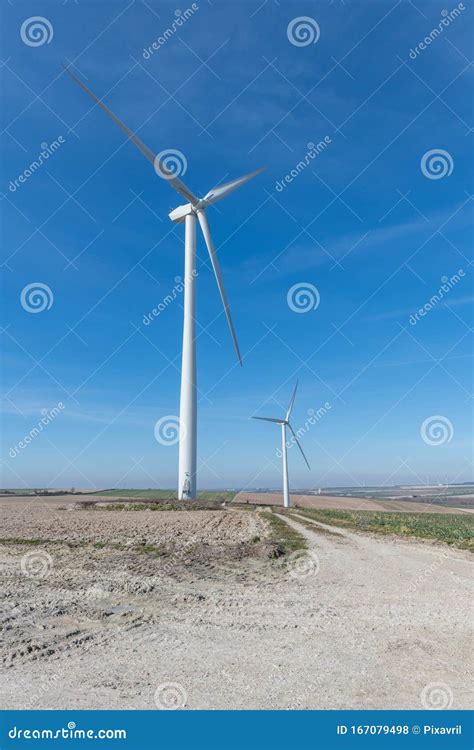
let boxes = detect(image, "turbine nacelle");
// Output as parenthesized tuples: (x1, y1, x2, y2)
(169, 203, 195, 223)
(168, 201, 211, 223)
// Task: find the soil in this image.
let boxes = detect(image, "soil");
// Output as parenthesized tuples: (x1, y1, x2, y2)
(1, 495, 472, 710)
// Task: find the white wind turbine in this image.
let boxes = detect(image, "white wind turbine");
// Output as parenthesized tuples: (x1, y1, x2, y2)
(65, 68, 264, 500)
(252, 381, 310, 508)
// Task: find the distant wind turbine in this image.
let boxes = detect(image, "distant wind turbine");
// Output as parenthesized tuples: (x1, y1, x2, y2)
(65, 67, 264, 500)
(252, 381, 310, 508)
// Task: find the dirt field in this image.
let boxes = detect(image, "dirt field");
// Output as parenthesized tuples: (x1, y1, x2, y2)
(235, 491, 471, 513)
(1, 496, 472, 710)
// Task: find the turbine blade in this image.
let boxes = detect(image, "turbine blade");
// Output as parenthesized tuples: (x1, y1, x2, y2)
(197, 210, 242, 366)
(202, 167, 266, 206)
(252, 416, 284, 424)
(63, 65, 198, 205)
(288, 423, 311, 470)
(286, 380, 298, 421)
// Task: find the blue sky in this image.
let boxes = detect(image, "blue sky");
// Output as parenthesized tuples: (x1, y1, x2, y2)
(1, 0, 472, 490)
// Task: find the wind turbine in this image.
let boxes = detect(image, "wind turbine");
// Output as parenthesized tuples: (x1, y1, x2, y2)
(252, 381, 310, 508)
(65, 67, 264, 500)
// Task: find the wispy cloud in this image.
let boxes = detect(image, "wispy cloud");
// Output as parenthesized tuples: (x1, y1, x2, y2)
(243, 199, 472, 279)
(0, 397, 159, 428)
(364, 294, 474, 322)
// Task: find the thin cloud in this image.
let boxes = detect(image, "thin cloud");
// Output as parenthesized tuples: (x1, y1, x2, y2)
(364, 294, 474, 322)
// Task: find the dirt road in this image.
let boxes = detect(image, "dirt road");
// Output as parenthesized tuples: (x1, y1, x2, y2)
(1, 502, 471, 710)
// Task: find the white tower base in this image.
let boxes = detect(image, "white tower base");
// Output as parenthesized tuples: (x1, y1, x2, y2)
(281, 422, 290, 508)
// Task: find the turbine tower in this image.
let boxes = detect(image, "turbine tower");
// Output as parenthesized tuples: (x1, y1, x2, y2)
(252, 381, 310, 508)
(65, 68, 264, 499)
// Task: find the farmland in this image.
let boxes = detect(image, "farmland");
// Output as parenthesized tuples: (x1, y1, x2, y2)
(0, 492, 471, 710)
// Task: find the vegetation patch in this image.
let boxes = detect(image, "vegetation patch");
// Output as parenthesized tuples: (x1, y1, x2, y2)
(0, 537, 166, 555)
(134, 543, 166, 555)
(265, 511, 307, 554)
(93, 489, 237, 503)
(72, 500, 227, 512)
(293, 509, 474, 551)
(0, 537, 57, 547)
